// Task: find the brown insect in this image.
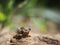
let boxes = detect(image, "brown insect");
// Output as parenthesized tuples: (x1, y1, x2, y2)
(13, 27, 31, 40)
(10, 27, 31, 44)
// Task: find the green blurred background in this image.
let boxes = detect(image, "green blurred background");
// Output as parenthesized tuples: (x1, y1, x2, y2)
(0, 0, 60, 34)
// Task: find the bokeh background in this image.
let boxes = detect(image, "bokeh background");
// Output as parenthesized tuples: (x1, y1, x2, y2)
(0, 0, 60, 34)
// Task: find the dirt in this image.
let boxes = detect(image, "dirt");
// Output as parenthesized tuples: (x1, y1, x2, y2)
(0, 27, 60, 45)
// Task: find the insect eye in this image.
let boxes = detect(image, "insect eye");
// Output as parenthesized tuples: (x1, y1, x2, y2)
(29, 28, 31, 31)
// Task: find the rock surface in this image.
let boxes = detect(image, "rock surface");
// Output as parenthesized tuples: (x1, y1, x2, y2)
(0, 29, 60, 45)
